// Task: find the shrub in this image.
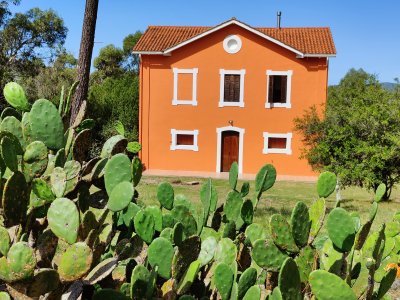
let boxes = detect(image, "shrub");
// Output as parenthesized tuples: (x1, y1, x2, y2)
(0, 82, 397, 299)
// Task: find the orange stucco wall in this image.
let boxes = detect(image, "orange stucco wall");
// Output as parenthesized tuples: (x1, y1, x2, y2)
(139, 24, 328, 177)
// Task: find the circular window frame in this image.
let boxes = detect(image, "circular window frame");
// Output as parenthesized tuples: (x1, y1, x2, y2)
(223, 35, 242, 54)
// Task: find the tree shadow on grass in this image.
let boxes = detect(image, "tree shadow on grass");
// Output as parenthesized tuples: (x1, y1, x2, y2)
(256, 206, 292, 218)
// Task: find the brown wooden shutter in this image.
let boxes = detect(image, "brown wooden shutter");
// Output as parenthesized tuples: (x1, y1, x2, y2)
(268, 137, 287, 149)
(224, 74, 240, 102)
(280, 76, 287, 103)
(268, 76, 274, 103)
(176, 134, 194, 146)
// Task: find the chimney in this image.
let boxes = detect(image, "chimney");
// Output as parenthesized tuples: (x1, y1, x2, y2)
(277, 11, 282, 29)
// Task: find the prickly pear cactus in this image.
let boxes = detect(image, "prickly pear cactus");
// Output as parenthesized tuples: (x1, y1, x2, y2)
(47, 198, 79, 244)
(148, 237, 174, 279)
(214, 263, 234, 300)
(316, 171, 337, 198)
(309, 270, 357, 300)
(327, 207, 357, 252)
(0, 242, 36, 282)
(157, 182, 174, 210)
(58, 242, 93, 281)
(3, 82, 30, 111)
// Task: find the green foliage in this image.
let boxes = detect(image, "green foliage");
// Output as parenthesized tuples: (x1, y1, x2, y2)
(295, 68, 400, 199)
(0, 82, 398, 300)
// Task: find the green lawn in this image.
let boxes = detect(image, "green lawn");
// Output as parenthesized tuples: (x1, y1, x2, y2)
(137, 175, 400, 232)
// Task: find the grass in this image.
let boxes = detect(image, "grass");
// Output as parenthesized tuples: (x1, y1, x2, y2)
(137, 175, 400, 233)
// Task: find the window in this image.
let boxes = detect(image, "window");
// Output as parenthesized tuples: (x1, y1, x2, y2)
(170, 129, 199, 151)
(219, 69, 245, 107)
(172, 68, 198, 106)
(266, 70, 293, 108)
(223, 35, 242, 54)
(263, 132, 292, 154)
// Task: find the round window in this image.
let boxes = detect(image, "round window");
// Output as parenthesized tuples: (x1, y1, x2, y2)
(223, 35, 242, 54)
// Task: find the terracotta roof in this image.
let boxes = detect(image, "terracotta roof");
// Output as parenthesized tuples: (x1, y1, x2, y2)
(133, 19, 336, 56)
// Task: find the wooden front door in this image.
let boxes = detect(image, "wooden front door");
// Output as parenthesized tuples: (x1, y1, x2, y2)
(221, 131, 239, 172)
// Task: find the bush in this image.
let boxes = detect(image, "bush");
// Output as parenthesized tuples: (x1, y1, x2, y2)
(0, 82, 397, 299)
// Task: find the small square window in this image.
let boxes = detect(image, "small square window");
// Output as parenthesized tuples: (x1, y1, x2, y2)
(170, 129, 199, 151)
(263, 132, 292, 155)
(266, 70, 292, 109)
(176, 134, 194, 146)
(172, 68, 198, 106)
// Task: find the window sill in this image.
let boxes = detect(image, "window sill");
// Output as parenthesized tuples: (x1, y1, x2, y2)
(265, 102, 291, 109)
(172, 99, 198, 106)
(170, 145, 199, 151)
(219, 101, 245, 108)
(263, 149, 292, 155)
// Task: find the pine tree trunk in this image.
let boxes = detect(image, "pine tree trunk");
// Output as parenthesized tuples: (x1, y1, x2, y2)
(69, 0, 99, 126)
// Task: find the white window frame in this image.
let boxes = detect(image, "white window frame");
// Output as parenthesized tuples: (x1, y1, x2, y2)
(170, 129, 199, 151)
(216, 126, 245, 174)
(219, 69, 245, 108)
(265, 70, 293, 109)
(172, 68, 198, 106)
(263, 132, 292, 155)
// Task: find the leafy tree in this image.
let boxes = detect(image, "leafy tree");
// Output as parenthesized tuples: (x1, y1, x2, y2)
(22, 50, 77, 103)
(70, 0, 99, 126)
(0, 4, 67, 100)
(295, 68, 400, 199)
(123, 31, 142, 72)
(93, 44, 124, 80)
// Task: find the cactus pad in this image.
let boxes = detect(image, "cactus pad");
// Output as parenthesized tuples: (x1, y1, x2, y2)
(212, 238, 236, 267)
(171, 205, 197, 236)
(131, 157, 142, 187)
(101, 135, 127, 158)
(23, 141, 48, 179)
(1, 116, 24, 149)
(30, 178, 55, 208)
(224, 190, 243, 223)
(58, 242, 93, 281)
(229, 162, 238, 190)
(316, 171, 337, 198)
(47, 198, 79, 244)
(374, 183, 386, 202)
(130, 265, 150, 299)
(290, 201, 311, 248)
(270, 214, 299, 253)
(278, 258, 302, 300)
(2, 171, 29, 226)
(309, 270, 357, 300)
(199, 236, 218, 266)
(64, 160, 81, 195)
(294, 245, 315, 283)
(309, 198, 326, 240)
(134, 209, 155, 244)
(255, 164, 276, 193)
(1, 136, 18, 172)
(214, 263, 234, 300)
(27, 269, 60, 297)
(238, 267, 257, 299)
(177, 259, 201, 295)
(148, 237, 174, 279)
(245, 223, 267, 246)
(50, 167, 66, 198)
(243, 285, 261, 300)
(0, 226, 10, 256)
(104, 153, 132, 195)
(252, 239, 288, 271)
(3, 82, 30, 111)
(327, 207, 356, 252)
(30, 99, 64, 150)
(107, 181, 134, 212)
(241, 199, 254, 225)
(0, 242, 36, 282)
(157, 182, 174, 210)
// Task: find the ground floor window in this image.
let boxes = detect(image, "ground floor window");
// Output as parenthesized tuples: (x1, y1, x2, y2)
(170, 129, 199, 151)
(263, 132, 292, 154)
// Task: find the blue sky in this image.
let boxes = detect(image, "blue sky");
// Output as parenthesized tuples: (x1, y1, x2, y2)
(10, 0, 400, 85)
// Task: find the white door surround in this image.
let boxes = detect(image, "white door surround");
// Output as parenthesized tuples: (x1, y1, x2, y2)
(216, 126, 245, 174)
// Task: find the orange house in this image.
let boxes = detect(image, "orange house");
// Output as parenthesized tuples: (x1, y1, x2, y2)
(133, 19, 336, 180)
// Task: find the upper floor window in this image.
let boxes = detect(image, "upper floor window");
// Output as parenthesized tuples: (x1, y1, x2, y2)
(170, 129, 199, 151)
(266, 70, 293, 109)
(172, 68, 198, 106)
(263, 132, 292, 155)
(219, 69, 245, 107)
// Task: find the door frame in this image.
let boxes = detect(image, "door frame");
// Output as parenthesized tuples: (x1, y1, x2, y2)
(216, 126, 245, 174)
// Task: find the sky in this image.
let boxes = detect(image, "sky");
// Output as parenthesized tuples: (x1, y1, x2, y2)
(10, 0, 400, 85)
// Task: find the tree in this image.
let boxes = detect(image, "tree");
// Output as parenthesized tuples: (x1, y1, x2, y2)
(22, 50, 77, 103)
(123, 31, 142, 72)
(295, 68, 400, 199)
(70, 0, 99, 126)
(0, 3, 67, 103)
(93, 44, 124, 80)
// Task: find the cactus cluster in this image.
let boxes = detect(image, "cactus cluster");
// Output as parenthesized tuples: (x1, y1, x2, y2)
(0, 82, 398, 299)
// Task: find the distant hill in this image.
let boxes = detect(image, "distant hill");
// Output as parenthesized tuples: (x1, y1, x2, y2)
(381, 82, 397, 90)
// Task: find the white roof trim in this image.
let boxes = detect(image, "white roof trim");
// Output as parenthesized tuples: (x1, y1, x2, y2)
(163, 19, 304, 56)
